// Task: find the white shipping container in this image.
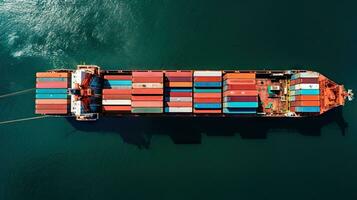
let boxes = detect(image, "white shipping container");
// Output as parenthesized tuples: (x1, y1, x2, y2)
(102, 100, 131, 105)
(298, 71, 319, 78)
(167, 97, 193, 102)
(132, 83, 163, 88)
(193, 70, 222, 77)
(294, 84, 319, 90)
(165, 107, 192, 112)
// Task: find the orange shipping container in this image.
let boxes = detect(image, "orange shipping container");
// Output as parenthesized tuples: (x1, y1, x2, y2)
(194, 93, 221, 98)
(165, 71, 192, 77)
(194, 109, 221, 113)
(223, 73, 255, 79)
(223, 90, 258, 97)
(35, 99, 70, 104)
(295, 95, 320, 101)
(103, 89, 131, 95)
(104, 75, 132, 80)
(165, 102, 192, 107)
(225, 79, 256, 85)
(165, 82, 192, 87)
(36, 72, 70, 78)
(132, 101, 163, 107)
(131, 96, 163, 101)
(132, 71, 163, 77)
(102, 94, 132, 100)
(132, 77, 163, 83)
(131, 88, 163, 95)
(194, 77, 222, 82)
(194, 98, 221, 103)
(36, 82, 68, 88)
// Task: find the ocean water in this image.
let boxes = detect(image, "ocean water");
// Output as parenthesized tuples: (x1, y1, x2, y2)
(0, 0, 357, 199)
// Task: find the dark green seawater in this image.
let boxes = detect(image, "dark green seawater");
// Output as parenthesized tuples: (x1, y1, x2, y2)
(0, 0, 357, 199)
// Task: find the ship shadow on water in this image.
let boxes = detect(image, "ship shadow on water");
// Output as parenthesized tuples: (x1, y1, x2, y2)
(67, 107, 348, 148)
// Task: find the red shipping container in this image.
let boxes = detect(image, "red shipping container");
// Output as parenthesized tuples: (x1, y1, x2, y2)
(132, 88, 163, 95)
(165, 102, 192, 107)
(36, 82, 68, 88)
(103, 89, 131, 95)
(104, 75, 132, 80)
(194, 109, 221, 113)
(132, 77, 163, 83)
(36, 104, 68, 110)
(223, 90, 258, 97)
(166, 77, 192, 82)
(102, 106, 131, 111)
(132, 71, 163, 77)
(194, 98, 222, 103)
(194, 77, 222, 82)
(224, 84, 256, 90)
(35, 110, 68, 114)
(194, 93, 221, 98)
(102, 94, 131, 100)
(225, 79, 256, 85)
(132, 96, 163, 101)
(165, 92, 192, 97)
(297, 78, 319, 84)
(295, 95, 320, 101)
(132, 101, 163, 107)
(35, 99, 70, 104)
(225, 96, 258, 102)
(165, 71, 192, 77)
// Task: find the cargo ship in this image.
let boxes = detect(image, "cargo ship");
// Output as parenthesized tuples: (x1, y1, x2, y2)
(34, 65, 353, 121)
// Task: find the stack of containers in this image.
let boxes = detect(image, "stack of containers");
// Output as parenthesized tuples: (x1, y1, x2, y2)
(131, 71, 164, 113)
(193, 71, 222, 113)
(35, 72, 70, 114)
(164, 71, 193, 113)
(223, 73, 258, 114)
(289, 72, 320, 113)
(102, 74, 132, 113)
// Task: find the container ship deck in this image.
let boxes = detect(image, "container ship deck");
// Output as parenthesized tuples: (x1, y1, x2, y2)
(34, 65, 353, 121)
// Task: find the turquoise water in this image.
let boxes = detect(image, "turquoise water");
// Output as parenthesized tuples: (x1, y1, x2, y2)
(1, 0, 357, 199)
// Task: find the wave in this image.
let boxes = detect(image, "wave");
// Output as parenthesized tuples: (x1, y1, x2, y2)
(0, 0, 139, 66)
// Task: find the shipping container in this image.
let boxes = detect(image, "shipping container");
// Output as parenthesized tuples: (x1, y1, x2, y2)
(132, 71, 163, 77)
(194, 88, 222, 93)
(223, 108, 257, 114)
(194, 98, 222, 103)
(165, 102, 192, 107)
(36, 72, 70, 78)
(223, 90, 258, 97)
(36, 93, 68, 99)
(36, 82, 68, 88)
(36, 78, 68, 82)
(223, 84, 256, 90)
(165, 82, 192, 87)
(294, 89, 320, 95)
(193, 71, 222, 77)
(193, 109, 221, 113)
(223, 102, 259, 108)
(132, 101, 163, 107)
(165, 97, 192, 102)
(36, 89, 68, 94)
(194, 103, 221, 109)
(295, 95, 320, 101)
(132, 96, 163, 101)
(164, 71, 192, 77)
(294, 106, 320, 113)
(103, 89, 131, 95)
(131, 88, 163, 95)
(132, 77, 163, 83)
(102, 106, 131, 111)
(194, 77, 222, 82)
(35, 104, 68, 110)
(224, 96, 258, 102)
(194, 82, 222, 87)
(102, 94, 132, 100)
(194, 93, 221, 98)
(164, 107, 192, 113)
(35, 110, 68, 114)
(103, 75, 132, 80)
(290, 101, 320, 107)
(223, 73, 255, 79)
(132, 83, 163, 88)
(166, 77, 192, 82)
(224, 79, 256, 85)
(165, 92, 192, 97)
(35, 99, 70, 104)
(131, 107, 163, 113)
(102, 100, 131, 105)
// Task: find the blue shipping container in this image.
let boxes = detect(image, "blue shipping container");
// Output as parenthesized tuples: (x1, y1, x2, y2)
(295, 106, 320, 113)
(36, 89, 68, 94)
(194, 103, 221, 109)
(295, 89, 320, 95)
(104, 80, 132, 86)
(223, 108, 257, 114)
(36, 94, 68, 99)
(194, 88, 221, 93)
(194, 82, 222, 88)
(223, 102, 258, 108)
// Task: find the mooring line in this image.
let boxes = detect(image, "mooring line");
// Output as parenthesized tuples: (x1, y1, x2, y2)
(0, 88, 35, 99)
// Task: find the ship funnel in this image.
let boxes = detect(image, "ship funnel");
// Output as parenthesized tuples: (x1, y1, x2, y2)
(347, 89, 354, 101)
